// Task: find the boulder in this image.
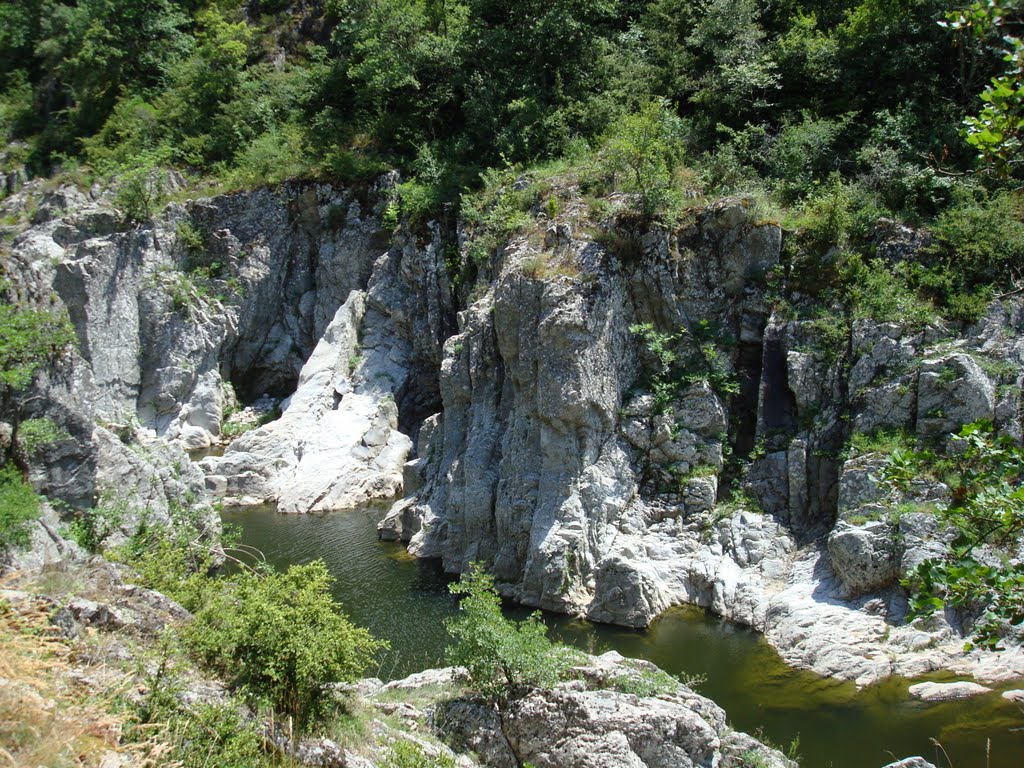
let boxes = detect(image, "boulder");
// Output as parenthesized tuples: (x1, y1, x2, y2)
(916, 353, 994, 438)
(828, 521, 899, 596)
(881, 758, 938, 768)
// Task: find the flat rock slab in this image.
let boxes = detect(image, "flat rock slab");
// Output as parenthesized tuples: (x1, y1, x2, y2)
(908, 681, 991, 701)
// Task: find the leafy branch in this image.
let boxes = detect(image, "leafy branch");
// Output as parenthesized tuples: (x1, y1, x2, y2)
(881, 420, 1024, 647)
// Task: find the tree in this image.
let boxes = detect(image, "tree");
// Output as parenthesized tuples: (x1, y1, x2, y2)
(445, 562, 581, 701)
(185, 560, 386, 726)
(942, 1, 1024, 178)
(35, 0, 191, 140)
(882, 421, 1024, 648)
(599, 99, 686, 216)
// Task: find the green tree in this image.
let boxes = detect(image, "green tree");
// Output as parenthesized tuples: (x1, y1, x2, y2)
(34, 0, 191, 145)
(445, 562, 581, 701)
(882, 421, 1024, 648)
(185, 560, 386, 726)
(599, 99, 686, 216)
(943, 1, 1024, 178)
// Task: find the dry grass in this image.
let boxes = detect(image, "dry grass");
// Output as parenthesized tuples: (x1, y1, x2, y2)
(0, 595, 129, 767)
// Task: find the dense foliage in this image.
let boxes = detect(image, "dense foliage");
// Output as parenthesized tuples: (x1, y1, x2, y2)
(0, 464, 41, 550)
(445, 562, 581, 700)
(1, 0, 1022, 317)
(185, 560, 385, 725)
(882, 421, 1024, 648)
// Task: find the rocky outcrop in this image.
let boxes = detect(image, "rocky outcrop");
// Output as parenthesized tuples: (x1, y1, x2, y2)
(2, 174, 453, 520)
(406, 652, 793, 768)
(201, 291, 412, 511)
(384, 191, 1024, 685)
(6, 171, 1024, 691)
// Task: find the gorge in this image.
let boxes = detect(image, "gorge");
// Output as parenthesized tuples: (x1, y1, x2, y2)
(2, 170, 1023, 767)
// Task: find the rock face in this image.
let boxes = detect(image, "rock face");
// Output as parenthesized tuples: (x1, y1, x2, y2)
(6, 175, 1024, 688)
(384, 194, 1024, 685)
(200, 292, 412, 511)
(427, 652, 793, 768)
(2, 176, 451, 521)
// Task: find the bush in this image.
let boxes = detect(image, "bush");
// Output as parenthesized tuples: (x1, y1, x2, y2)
(175, 220, 206, 253)
(598, 99, 686, 218)
(113, 166, 165, 224)
(445, 562, 581, 701)
(840, 254, 935, 327)
(15, 417, 69, 456)
(120, 641, 271, 768)
(64, 496, 129, 554)
(0, 464, 40, 551)
(881, 421, 1024, 648)
(927, 192, 1024, 297)
(185, 560, 386, 726)
(380, 740, 456, 768)
(106, 501, 222, 610)
(767, 113, 854, 201)
(0, 289, 77, 393)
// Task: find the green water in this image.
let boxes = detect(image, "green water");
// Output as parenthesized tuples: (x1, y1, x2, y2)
(222, 503, 1024, 768)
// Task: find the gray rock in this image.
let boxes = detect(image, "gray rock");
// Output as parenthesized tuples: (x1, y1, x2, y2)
(881, 757, 938, 768)
(908, 681, 992, 701)
(917, 353, 995, 437)
(828, 521, 899, 596)
(204, 292, 412, 512)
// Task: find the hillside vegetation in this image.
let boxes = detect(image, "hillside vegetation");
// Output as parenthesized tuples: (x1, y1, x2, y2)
(0, 0, 1021, 321)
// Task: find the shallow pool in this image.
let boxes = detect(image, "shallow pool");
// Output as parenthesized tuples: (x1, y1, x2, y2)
(222, 503, 1024, 768)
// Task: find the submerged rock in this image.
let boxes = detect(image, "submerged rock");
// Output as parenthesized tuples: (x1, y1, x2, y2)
(907, 681, 992, 701)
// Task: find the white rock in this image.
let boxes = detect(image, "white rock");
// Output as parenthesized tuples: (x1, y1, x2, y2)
(908, 681, 992, 701)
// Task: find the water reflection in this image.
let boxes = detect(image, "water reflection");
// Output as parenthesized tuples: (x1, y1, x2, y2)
(222, 503, 1024, 768)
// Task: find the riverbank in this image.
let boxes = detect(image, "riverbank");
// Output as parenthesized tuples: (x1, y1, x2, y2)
(0, 552, 793, 768)
(225, 502, 1024, 768)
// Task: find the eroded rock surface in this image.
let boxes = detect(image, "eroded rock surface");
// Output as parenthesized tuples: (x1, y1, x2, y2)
(384, 196, 1024, 685)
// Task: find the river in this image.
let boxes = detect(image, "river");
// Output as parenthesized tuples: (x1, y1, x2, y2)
(222, 502, 1024, 768)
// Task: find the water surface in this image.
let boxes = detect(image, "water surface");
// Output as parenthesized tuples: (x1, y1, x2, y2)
(222, 503, 1024, 768)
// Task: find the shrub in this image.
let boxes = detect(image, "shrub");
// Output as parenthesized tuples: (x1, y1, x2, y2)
(120, 641, 271, 768)
(598, 99, 686, 218)
(0, 288, 77, 393)
(0, 464, 40, 551)
(445, 562, 581, 701)
(113, 166, 165, 224)
(106, 501, 222, 610)
(840, 255, 935, 327)
(927, 192, 1024, 298)
(15, 417, 69, 456)
(64, 495, 129, 554)
(767, 113, 855, 201)
(185, 560, 386, 726)
(881, 421, 1024, 648)
(380, 740, 456, 768)
(175, 220, 206, 253)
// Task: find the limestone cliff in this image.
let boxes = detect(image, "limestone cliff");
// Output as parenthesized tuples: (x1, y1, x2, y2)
(3, 173, 1023, 688)
(380, 193, 1024, 686)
